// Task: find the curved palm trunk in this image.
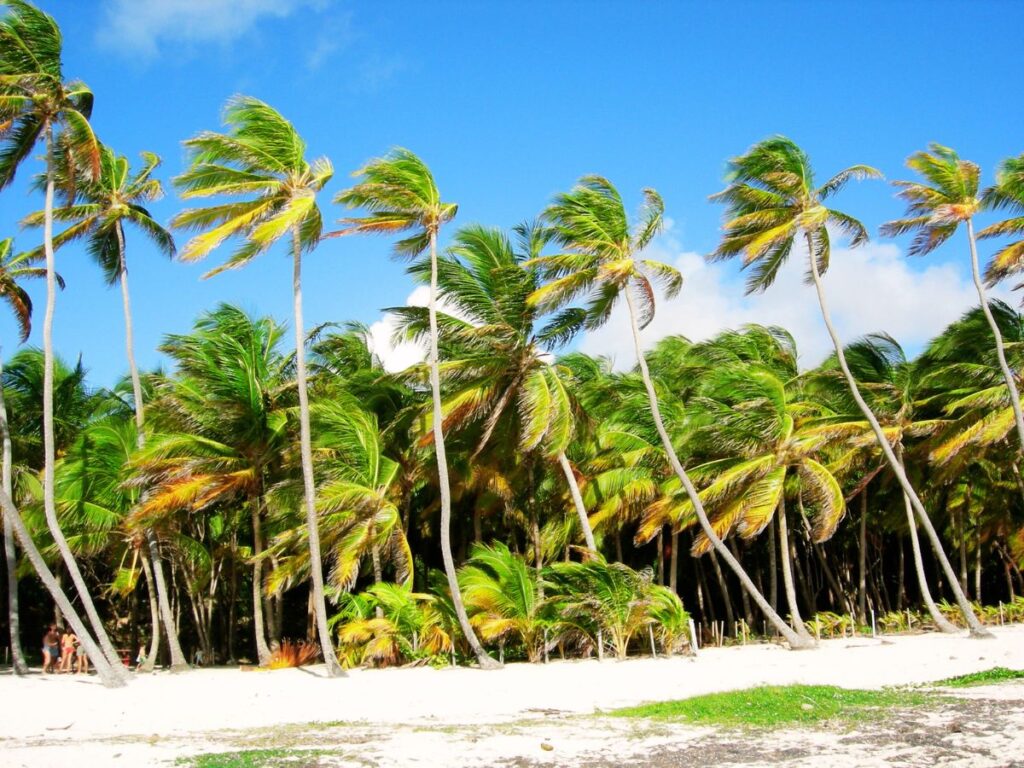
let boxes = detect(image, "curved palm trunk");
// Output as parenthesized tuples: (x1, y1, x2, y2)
(0, 351, 28, 674)
(115, 225, 188, 671)
(138, 546, 161, 671)
(966, 219, 1024, 449)
(292, 230, 345, 677)
(777, 495, 813, 641)
(806, 236, 989, 637)
(622, 288, 811, 649)
(903, 489, 957, 633)
(557, 451, 597, 553)
(0, 488, 124, 686)
(41, 127, 130, 679)
(428, 230, 500, 669)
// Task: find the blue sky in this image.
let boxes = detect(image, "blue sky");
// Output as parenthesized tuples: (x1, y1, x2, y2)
(2, 0, 1023, 383)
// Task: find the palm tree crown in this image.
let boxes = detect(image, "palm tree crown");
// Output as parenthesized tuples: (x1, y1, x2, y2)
(979, 153, 1024, 285)
(172, 95, 332, 274)
(0, 238, 47, 342)
(710, 136, 880, 293)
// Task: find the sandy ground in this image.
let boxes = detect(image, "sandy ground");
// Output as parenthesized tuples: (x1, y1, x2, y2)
(2, 625, 1023, 767)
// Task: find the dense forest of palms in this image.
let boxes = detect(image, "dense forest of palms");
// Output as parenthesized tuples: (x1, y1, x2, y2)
(2, 2, 1024, 687)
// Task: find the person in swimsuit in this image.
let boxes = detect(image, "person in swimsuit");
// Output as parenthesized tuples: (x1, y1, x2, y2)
(60, 628, 77, 672)
(42, 624, 60, 672)
(75, 636, 89, 674)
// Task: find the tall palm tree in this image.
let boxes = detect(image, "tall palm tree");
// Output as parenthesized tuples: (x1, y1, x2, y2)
(335, 148, 499, 668)
(530, 175, 808, 647)
(394, 223, 596, 552)
(23, 145, 187, 669)
(0, 0, 126, 675)
(710, 136, 989, 636)
(172, 97, 341, 676)
(0, 236, 45, 674)
(881, 144, 1024, 452)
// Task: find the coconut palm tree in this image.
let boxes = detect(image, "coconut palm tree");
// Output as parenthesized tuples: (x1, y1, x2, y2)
(22, 145, 187, 669)
(172, 97, 340, 675)
(0, 0, 126, 675)
(711, 136, 988, 636)
(266, 396, 413, 597)
(810, 333, 958, 632)
(0, 236, 45, 674)
(134, 305, 291, 665)
(530, 175, 808, 647)
(639, 326, 846, 642)
(881, 144, 1024, 453)
(335, 148, 499, 668)
(980, 153, 1024, 288)
(394, 223, 596, 552)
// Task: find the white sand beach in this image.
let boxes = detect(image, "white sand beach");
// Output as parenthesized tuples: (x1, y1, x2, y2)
(3, 625, 1023, 767)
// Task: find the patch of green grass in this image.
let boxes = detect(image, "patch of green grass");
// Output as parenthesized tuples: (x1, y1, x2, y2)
(610, 685, 930, 729)
(176, 748, 333, 768)
(932, 667, 1024, 688)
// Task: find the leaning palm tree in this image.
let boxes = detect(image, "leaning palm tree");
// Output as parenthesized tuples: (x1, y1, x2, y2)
(529, 175, 809, 648)
(881, 144, 1024, 453)
(334, 148, 499, 668)
(710, 136, 988, 636)
(0, 0, 126, 676)
(393, 223, 596, 552)
(23, 146, 187, 669)
(0, 236, 45, 675)
(172, 97, 341, 676)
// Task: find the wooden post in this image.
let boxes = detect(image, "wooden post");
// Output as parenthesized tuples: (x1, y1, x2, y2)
(648, 625, 657, 658)
(688, 618, 699, 655)
(597, 629, 604, 661)
(871, 609, 877, 638)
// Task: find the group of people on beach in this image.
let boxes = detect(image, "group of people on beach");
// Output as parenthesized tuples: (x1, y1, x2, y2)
(40, 624, 89, 674)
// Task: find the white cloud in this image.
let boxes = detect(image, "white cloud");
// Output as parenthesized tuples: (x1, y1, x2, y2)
(579, 223, 1010, 370)
(367, 286, 430, 374)
(98, 0, 330, 57)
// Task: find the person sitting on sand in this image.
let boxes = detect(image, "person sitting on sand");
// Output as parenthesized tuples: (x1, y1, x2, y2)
(76, 635, 89, 674)
(42, 624, 60, 673)
(60, 628, 77, 673)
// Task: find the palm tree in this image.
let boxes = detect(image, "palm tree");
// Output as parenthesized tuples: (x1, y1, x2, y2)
(530, 175, 808, 647)
(172, 97, 340, 676)
(980, 152, 1024, 287)
(134, 305, 290, 666)
(640, 326, 847, 642)
(266, 396, 413, 597)
(810, 333, 958, 632)
(394, 223, 596, 552)
(335, 148, 499, 668)
(710, 136, 989, 636)
(23, 145, 187, 669)
(0, 236, 45, 674)
(881, 144, 1024, 453)
(0, 0, 126, 675)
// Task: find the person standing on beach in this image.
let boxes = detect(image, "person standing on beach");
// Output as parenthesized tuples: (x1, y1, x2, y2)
(41, 625, 59, 673)
(60, 628, 77, 672)
(75, 636, 89, 674)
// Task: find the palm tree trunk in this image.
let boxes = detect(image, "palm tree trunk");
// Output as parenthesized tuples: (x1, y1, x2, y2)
(707, 548, 735, 633)
(139, 546, 161, 672)
(777, 495, 813, 641)
(858, 491, 868, 623)
(557, 451, 597, 553)
(40, 126, 129, 678)
(958, 507, 969, 596)
(805, 234, 989, 637)
(291, 230, 344, 677)
(621, 288, 810, 648)
(974, 529, 982, 605)
(767, 519, 778, 612)
(0, 488, 124, 686)
(669, 530, 679, 595)
(115, 224, 188, 671)
(966, 218, 1024, 449)
(427, 230, 499, 669)
(0, 350, 28, 674)
(250, 495, 271, 666)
